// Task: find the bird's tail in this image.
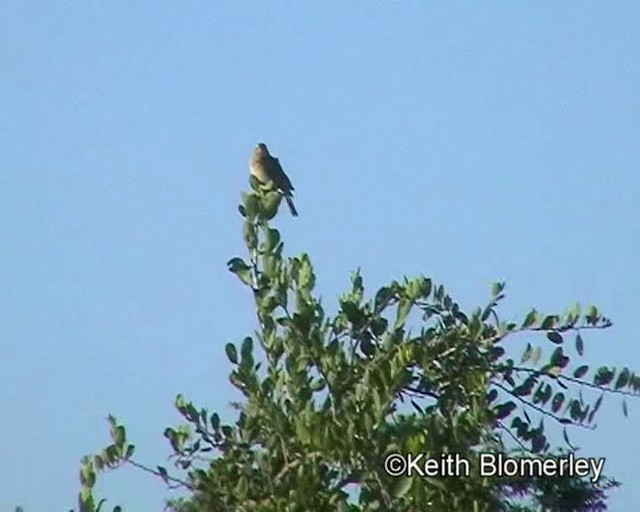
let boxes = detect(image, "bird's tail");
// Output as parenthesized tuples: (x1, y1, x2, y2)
(285, 195, 298, 217)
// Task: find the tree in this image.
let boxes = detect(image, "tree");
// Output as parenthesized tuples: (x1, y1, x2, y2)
(73, 178, 639, 511)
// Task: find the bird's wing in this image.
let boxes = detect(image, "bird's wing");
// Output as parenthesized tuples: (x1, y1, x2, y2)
(271, 157, 294, 192)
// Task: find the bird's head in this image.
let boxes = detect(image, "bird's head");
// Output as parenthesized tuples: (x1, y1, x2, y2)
(255, 142, 269, 155)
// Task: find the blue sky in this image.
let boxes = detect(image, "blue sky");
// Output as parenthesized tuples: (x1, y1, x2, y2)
(1, 2, 638, 510)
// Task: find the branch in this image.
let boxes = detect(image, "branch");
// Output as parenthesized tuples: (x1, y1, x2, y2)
(512, 365, 640, 398)
(482, 323, 612, 346)
(495, 420, 529, 452)
(404, 385, 440, 401)
(490, 380, 594, 430)
(126, 459, 194, 490)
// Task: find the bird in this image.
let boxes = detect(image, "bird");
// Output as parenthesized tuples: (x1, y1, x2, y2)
(249, 142, 298, 217)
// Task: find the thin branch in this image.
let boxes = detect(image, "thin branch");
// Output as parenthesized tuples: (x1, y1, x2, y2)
(495, 420, 529, 452)
(490, 380, 594, 430)
(126, 459, 194, 490)
(404, 385, 440, 400)
(482, 323, 611, 346)
(511, 365, 640, 398)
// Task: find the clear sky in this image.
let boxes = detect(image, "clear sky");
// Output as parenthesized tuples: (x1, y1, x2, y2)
(1, 2, 638, 511)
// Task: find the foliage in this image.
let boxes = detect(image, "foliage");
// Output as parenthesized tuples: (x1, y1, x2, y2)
(69, 179, 638, 511)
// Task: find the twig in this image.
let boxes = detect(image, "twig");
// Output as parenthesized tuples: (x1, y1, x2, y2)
(127, 459, 194, 490)
(512, 365, 640, 398)
(490, 380, 594, 430)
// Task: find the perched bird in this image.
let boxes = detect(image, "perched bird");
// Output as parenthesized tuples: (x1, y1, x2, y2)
(250, 142, 298, 217)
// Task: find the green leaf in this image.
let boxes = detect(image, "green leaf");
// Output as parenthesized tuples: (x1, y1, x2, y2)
(547, 331, 563, 344)
(374, 286, 394, 310)
(298, 254, 316, 290)
(225, 343, 238, 364)
(489, 346, 505, 361)
(594, 366, 614, 386)
(371, 317, 388, 337)
(80, 459, 97, 487)
(540, 315, 558, 330)
(361, 335, 375, 356)
(546, 366, 561, 378)
(573, 365, 589, 379)
(434, 284, 444, 301)
(513, 375, 536, 396)
(481, 304, 493, 321)
(418, 276, 432, 297)
(568, 302, 581, 322)
(262, 191, 281, 219)
(551, 393, 565, 413)
(593, 393, 604, 415)
(550, 347, 564, 366)
(244, 193, 260, 218)
(531, 346, 542, 365)
(425, 477, 448, 492)
(229, 371, 244, 389)
(341, 299, 364, 327)
(494, 401, 517, 420)
(235, 476, 250, 498)
(351, 270, 364, 296)
(210, 413, 220, 430)
(531, 432, 546, 453)
(295, 418, 311, 443)
(242, 222, 257, 248)
(157, 466, 169, 484)
(491, 281, 505, 298)
(585, 305, 599, 325)
(105, 445, 119, 464)
(112, 426, 126, 449)
(395, 298, 412, 328)
(124, 444, 135, 460)
(615, 368, 630, 390)
(264, 228, 281, 251)
(241, 337, 253, 361)
(93, 454, 105, 471)
(226, 258, 253, 286)
(570, 400, 582, 421)
(522, 309, 537, 329)
(248, 175, 261, 192)
(391, 476, 413, 498)
(520, 343, 533, 364)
